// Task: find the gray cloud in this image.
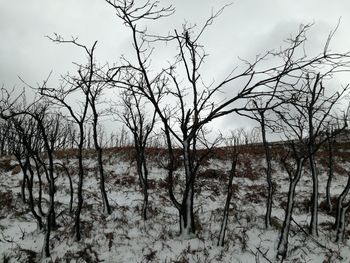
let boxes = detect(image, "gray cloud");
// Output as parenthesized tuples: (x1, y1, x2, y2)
(1, 0, 350, 138)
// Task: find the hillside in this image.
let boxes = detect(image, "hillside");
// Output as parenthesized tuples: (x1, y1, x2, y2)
(0, 145, 350, 262)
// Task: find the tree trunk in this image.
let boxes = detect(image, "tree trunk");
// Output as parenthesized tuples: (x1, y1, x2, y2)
(16, 157, 28, 204)
(47, 151, 56, 229)
(307, 95, 319, 237)
(334, 175, 350, 232)
(179, 184, 195, 237)
(335, 203, 349, 243)
(26, 157, 43, 229)
(97, 146, 111, 214)
(138, 151, 149, 220)
(67, 167, 74, 214)
(218, 154, 237, 246)
(32, 157, 44, 216)
(43, 151, 56, 257)
(75, 143, 84, 241)
(308, 153, 318, 236)
(164, 124, 183, 230)
(92, 114, 111, 215)
(43, 214, 51, 257)
(326, 134, 334, 213)
(0, 125, 9, 156)
(179, 140, 196, 236)
(277, 158, 304, 259)
(21, 173, 27, 203)
(260, 115, 273, 229)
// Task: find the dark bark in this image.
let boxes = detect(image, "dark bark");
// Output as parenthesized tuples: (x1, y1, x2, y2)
(335, 203, 349, 243)
(164, 123, 181, 215)
(15, 154, 28, 204)
(25, 156, 43, 229)
(277, 156, 306, 259)
(96, 141, 111, 214)
(0, 122, 10, 156)
(44, 206, 52, 257)
(32, 157, 44, 216)
(218, 150, 238, 246)
(179, 180, 195, 236)
(308, 152, 318, 236)
(260, 113, 273, 229)
(136, 148, 149, 220)
(178, 138, 197, 235)
(326, 130, 335, 213)
(68, 169, 74, 214)
(75, 124, 85, 241)
(91, 109, 111, 214)
(141, 157, 149, 220)
(37, 121, 57, 231)
(334, 175, 350, 241)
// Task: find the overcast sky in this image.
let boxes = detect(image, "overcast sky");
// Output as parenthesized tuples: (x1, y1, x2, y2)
(1, 0, 350, 139)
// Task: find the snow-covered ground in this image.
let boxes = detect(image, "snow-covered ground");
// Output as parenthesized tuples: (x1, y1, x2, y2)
(0, 147, 350, 262)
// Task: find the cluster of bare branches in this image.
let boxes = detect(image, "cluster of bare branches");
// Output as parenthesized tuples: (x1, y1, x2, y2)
(1, 0, 350, 261)
(105, 1, 350, 256)
(0, 38, 114, 256)
(0, 90, 74, 256)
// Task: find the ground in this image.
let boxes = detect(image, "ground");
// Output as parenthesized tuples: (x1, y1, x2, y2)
(0, 146, 350, 262)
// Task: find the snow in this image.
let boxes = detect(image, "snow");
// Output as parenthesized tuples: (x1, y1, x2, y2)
(0, 150, 350, 262)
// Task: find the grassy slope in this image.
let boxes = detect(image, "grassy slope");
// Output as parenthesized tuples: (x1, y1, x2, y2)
(0, 145, 350, 262)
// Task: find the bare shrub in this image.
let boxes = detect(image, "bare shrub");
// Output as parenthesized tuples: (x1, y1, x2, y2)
(197, 168, 228, 180)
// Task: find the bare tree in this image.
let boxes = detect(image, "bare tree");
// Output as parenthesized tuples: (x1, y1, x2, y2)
(54, 161, 74, 213)
(218, 133, 239, 246)
(274, 87, 312, 258)
(0, 118, 11, 156)
(324, 123, 339, 213)
(7, 119, 28, 203)
(119, 88, 157, 220)
(39, 36, 94, 242)
(17, 117, 44, 230)
(0, 90, 67, 257)
(277, 143, 308, 259)
(5, 114, 44, 230)
(106, 0, 350, 237)
(275, 75, 348, 258)
(238, 95, 280, 229)
(323, 114, 349, 215)
(86, 67, 113, 215)
(334, 174, 350, 242)
(296, 74, 347, 236)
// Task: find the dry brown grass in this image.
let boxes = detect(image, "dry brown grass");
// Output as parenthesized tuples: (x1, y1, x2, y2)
(55, 148, 98, 159)
(243, 184, 266, 204)
(197, 168, 227, 180)
(0, 157, 20, 174)
(11, 165, 21, 175)
(0, 191, 13, 212)
(319, 196, 338, 216)
(114, 174, 137, 186)
(236, 156, 261, 180)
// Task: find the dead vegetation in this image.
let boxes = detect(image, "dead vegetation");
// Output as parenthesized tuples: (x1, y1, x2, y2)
(1, 143, 350, 262)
